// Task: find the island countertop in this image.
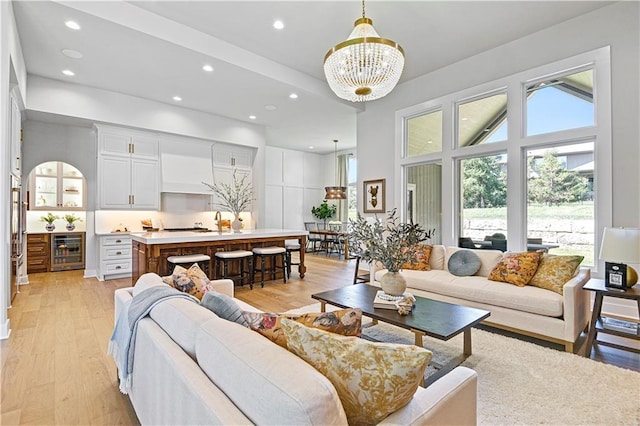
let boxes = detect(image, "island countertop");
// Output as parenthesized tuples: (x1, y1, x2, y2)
(130, 228, 308, 245)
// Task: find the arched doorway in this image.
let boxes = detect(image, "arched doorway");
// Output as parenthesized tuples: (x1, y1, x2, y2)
(26, 161, 86, 273)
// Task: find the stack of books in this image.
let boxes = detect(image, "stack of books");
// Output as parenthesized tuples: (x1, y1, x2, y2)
(373, 290, 415, 312)
(601, 317, 639, 335)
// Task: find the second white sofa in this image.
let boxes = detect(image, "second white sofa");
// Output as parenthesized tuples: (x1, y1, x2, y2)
(373, 245, 591, 352)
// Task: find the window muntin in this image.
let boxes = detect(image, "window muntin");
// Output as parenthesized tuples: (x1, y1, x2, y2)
(405, 163, 442, 244)
(460, 155, 507, 245)
(406, 110, 443, 156)
(526, 142, 595, 264)
(348, 156, 358, 220)
(457, 92, 508, 147)
(526, 69, 594, 136)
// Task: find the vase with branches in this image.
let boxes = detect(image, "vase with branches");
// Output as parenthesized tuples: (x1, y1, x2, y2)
(348, 208, 434, 295)
(203, 170, 253, 232)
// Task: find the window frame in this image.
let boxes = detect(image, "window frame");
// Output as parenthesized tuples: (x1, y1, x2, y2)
(396, 46, 611, 273)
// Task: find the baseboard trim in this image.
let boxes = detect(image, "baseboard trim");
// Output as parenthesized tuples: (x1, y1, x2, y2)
(84, 269, 97, 279)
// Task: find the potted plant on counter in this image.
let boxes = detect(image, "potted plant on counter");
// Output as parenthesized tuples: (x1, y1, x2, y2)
(40, 212, 59, 232)
(64, 213, 83, 231)
(311, 200, 337, 228)
(347, 208, 434, 295)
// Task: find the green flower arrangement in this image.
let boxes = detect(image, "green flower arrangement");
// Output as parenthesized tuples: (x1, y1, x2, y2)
(40, 212, 59, 224)
(64, 214, 83, 224)
(311, 200, 337, 225)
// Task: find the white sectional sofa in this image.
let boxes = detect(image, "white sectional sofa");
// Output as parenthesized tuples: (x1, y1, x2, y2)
(372, 245, 591, 352)
(113, 273, 478, 425)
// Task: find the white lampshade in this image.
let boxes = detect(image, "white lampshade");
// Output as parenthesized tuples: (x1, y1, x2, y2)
(599, 227, 640, 263)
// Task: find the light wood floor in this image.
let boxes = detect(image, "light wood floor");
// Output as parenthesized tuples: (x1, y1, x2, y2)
(2, 253, 637, 425)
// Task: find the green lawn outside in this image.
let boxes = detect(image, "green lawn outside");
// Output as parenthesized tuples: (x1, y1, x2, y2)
(463, 201, 594, 220)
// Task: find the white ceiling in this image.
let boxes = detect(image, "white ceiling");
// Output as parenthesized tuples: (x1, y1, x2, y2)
(13, 1, 611, 153)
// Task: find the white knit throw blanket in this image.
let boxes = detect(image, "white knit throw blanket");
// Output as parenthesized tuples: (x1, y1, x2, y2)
(107, 286, 199, 394)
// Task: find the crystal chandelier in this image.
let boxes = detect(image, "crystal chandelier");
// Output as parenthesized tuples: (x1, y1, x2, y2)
(323, 0, 405, 102)
(325, 140, 347, 199)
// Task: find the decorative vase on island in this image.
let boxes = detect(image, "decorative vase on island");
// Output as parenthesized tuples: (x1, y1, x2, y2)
(66, 223, 75, 231)
(45, 223, 55, 232)
(231, 216, 242, 233)
(380, 271, 407, 296)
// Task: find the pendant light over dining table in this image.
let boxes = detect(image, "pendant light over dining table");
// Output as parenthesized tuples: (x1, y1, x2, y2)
(324, 140, 347, 200)
(323, 0, 405, 102)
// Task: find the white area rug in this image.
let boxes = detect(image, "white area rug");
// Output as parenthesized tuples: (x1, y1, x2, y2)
(287, 303, 640, 425)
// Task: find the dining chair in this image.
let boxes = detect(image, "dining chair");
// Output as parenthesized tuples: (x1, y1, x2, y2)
(304, 222, 321, 253)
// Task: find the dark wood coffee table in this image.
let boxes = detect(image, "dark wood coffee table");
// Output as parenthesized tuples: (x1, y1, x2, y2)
(312, 283, 490, 385)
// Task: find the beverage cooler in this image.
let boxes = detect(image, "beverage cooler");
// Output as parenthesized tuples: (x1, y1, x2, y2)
(51, 233, 85, 271)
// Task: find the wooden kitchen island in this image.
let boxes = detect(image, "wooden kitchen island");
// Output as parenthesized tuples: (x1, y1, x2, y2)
(131, 229, 308, 284)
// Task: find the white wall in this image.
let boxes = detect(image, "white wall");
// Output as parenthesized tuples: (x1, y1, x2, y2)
(1, 1, 27, 339)
(357, 2, 639, 317)
(358, 2, 639, 225)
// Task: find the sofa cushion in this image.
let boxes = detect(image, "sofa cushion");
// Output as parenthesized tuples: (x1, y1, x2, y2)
(488, 251, 542, 286)
(396, 269, 564, 317)
(529, 254, 584, 294)
(149, 297, 218, 359)
(281, 319, 431, 425)
(403, 244, 433, 271)
(445, 247, 503, 277)
(162, 264, 215, 300)
(429, 245, 446, 270)
(201, 292, 249, 327)
(196, 317, 348, 425)
(242, 309, 362, 348)
(448, 250, 482, 277)
(133, 272, 170, 296)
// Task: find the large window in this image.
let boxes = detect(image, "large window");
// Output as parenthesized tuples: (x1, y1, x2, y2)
(348, 156, 358, 220)
(398, 47, 611, 268)
(527, 142, 595, 264)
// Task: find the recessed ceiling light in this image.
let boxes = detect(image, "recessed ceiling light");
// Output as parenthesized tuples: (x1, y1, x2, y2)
(202, 64, 214, 72)
(173, 96, 182, 101)
(289, 93, 298, 99)
(249, 115, 257, 120)
(62, 69, 75, 76)
(308, 146, 315, 150)
(62, 49, 83, 59)
(273, 20, 284, 30)
(264, 104, 277, 111)
(65, 20, 81, 30)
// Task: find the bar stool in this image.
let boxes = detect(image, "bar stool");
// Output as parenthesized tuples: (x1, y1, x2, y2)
(285, 242, 301, 279)
(167, 254, 211, 276)
(252, 246, 287, 287)
(215, 250, 254, 289)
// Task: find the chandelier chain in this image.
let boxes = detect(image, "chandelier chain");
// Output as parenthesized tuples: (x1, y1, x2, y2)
(361, 0, 365, 19)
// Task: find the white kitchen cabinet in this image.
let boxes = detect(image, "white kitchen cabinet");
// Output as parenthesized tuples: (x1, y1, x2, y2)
(98, 235, 132, 280)
(264, 185, 284, 229)
(284, 150, 304, 188)
(96, 125, 160, 210)
(29, 161, 86, 210)
(212, 143, 254, 169)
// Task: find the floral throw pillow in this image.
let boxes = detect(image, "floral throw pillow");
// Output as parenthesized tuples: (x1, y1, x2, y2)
(281, 319, 431, 425)
(242, 309, 362, 348)
(402, 244, 433, 271)
(488, 252, 542, 287)
(161, 263, 215, 300)
(528, 254, 584, 294)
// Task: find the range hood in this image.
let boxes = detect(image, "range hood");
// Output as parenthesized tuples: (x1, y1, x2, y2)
(160, 139, 214, 195)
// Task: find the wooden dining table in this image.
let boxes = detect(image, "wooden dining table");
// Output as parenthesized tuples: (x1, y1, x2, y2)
(313, 229, 349, 260)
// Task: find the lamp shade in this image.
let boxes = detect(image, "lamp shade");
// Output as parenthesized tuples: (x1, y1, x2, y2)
(599, 227, 640, 263)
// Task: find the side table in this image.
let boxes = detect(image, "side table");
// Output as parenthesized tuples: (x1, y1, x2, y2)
(583, 278, 640, 356)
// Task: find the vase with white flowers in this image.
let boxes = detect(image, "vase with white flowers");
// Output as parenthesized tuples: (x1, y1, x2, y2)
(203, 170, 253, 233)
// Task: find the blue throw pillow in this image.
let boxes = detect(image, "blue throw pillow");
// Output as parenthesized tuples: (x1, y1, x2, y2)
(201, 292, 249, 327)
(448, 250, 482, 277)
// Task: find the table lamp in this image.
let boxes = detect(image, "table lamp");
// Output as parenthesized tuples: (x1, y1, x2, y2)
(599, 227, 640, 289)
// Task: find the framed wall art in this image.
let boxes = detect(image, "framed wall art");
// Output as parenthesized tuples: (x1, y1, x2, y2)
(363, 179, 385, 213)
